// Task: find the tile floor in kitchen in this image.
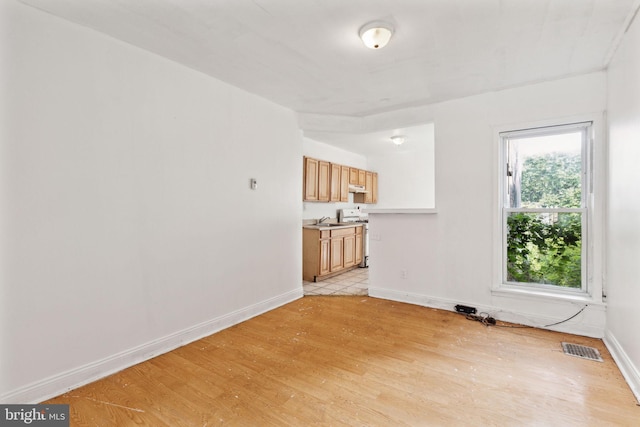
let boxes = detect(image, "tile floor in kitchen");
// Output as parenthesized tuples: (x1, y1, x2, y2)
(303, 267, 369, 296)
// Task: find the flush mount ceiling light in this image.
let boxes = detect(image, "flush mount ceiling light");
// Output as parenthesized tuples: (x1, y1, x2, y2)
(359, 21, 394, 49)
(390, 135, 406, 145)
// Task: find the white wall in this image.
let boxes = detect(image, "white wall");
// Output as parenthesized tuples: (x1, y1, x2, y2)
(368, 124, 435, 209)
(605, 9, 640, 401)
(302, 137, 367, 220)
(368, 72, 608, 338)
(0, 0, 302, 403)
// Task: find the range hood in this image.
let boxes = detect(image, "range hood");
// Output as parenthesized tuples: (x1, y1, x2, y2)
(348, 184, 368, 193)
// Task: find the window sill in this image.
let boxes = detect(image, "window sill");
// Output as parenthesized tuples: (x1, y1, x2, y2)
(492, 286, 605, 306)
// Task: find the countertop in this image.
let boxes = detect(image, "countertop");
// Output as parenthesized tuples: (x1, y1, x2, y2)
(302, 223, 365, 230)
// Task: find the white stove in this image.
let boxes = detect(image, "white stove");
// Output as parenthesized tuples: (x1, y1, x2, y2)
(338, 209, 369, 267)
(338, 208, 367, 223)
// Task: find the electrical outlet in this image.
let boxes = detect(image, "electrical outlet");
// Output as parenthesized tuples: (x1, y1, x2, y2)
(401, 269, 407, 279)
(370, 233, 381, 241)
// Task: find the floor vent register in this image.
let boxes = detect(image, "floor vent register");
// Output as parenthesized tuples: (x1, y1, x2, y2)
(562, 342, 603, 362)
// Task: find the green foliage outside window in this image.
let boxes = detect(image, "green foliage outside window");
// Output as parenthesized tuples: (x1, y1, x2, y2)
(507, 153, 582, 288)
(507, 212, 581, 287)
(520, 153, 582, 209)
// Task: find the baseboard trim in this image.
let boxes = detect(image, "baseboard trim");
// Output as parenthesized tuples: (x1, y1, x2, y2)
(368, 287, 605, 338)
(1, 288, 303, 404)
(604, 329, 640, 404)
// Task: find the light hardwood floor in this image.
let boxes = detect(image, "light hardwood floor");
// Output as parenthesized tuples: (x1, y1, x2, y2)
(45, 296, 639, 426)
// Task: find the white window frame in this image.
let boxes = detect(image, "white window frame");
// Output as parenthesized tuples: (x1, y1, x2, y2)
(495, 118, 603, 301)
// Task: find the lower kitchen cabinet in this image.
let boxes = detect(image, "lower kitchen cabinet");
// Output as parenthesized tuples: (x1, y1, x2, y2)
(330, 236, 344, 271)
(355, 226, 363, 265)
(303, 225, 364, 282)
(343, 234, 355, 268)
(319, 236, 330, 276)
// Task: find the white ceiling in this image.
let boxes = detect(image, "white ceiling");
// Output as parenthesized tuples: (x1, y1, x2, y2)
(306, 123, 435, 157)
(19, 0, 639, 154)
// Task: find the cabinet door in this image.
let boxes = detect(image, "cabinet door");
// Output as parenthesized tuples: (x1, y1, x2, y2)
(303, 157, 318, 201)
(358, 169, 366, 186)
(343, 234, 356, 268)
(330, 163, 340, 202)
(340, 165, 350, 202)
(372, 172, 378, 204)
(355, 230, 363, 265)
(354, 171, 375, 204)
(318, 161, 331, 202)
(319, 238, 331, 276)
(349, 168, 359, 185)
(364, 171, 373, 203)
(330, 237, 344, 272)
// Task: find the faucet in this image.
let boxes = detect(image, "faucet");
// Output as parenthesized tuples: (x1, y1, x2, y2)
(317, 216, 330, 224)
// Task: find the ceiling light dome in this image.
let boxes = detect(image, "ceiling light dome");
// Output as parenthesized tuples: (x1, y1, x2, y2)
(390, 135, 406, 145)
(359, 21, 394, 49)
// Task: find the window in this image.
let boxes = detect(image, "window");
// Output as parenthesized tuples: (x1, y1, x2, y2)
(500, 122, 592, 293)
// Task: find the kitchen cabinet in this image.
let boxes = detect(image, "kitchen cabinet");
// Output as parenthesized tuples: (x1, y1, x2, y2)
(343, 234, 355, 268)
(304, 157, 377, 203)
(303, 228, 331, 281)
(318, 160, 330, 202)
(340, 165, 349, 202)
(319, 235, 330, 276)
(303, 156, 330, 202)
(354, 170, 378, 204)
(372, 172, 378, 204)
(303, 157, 318, 201)
(330, 163, 341, 202)
(355, 226, 363, 265)
(358, 169, 366, 186)
(365, 171, 373, 203)
(303, 225, 364, 282)
(349, 168, 359, 185)
(330, 235, 344, 271)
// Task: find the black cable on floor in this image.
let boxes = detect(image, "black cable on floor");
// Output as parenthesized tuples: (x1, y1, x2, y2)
(463, 305, 588, 329)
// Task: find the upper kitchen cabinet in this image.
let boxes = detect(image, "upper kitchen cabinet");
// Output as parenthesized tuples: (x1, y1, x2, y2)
(304, 157, 376, 203)
(303, 157, 318, 201)
(330, 163, 340, 202)
(354, 171, 378, 204)
(303, 156, 330, 202)
(349, 168, 358, 185)
(348, 167, 367, 188)
(372, 172, 378, 204)
(331, 163, 349, 203)
(318, 160, 330, 202)
(358, 169, 366, 186)
(340, 165, 349, 202)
